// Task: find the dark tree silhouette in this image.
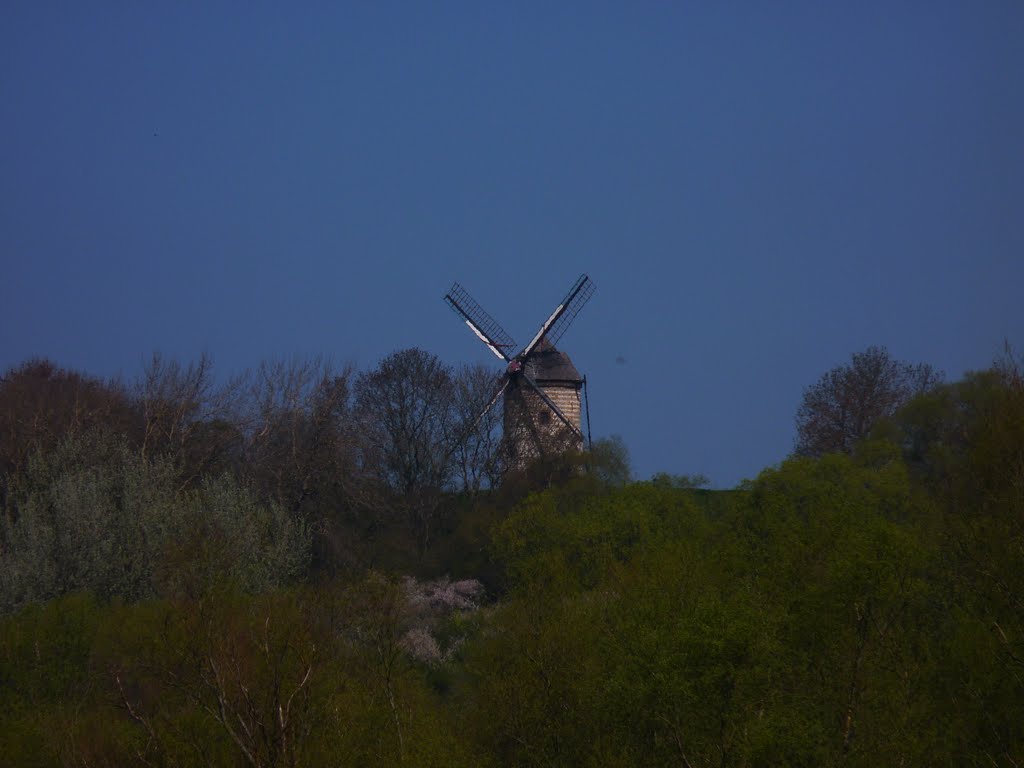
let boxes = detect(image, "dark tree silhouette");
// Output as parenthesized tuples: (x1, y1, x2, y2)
(354, 349, 460, 554)
(795, 346, 941, 457)
(449, 362, 505, 494)
(355, 348, 457, 497)
(0, 359, 140, 512)
(241, 357, 355, 510)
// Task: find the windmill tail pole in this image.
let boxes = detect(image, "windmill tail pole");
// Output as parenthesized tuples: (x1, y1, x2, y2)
(583, 375, 593, 450)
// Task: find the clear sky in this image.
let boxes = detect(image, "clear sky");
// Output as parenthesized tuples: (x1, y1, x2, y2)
(2, 3, 1022, 487)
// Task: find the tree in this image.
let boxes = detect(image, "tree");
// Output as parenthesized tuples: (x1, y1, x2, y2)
(741, 454, 943, 763)
(0, 359, 139, 510)
(795, 346, 941, 457)
(355, 349, 457, 496)
(884, 349, 1024, 763)
(449, 363, 505, 494)
(354, 349, 459, 555)
(0, 431, 310, 611)
(134, 352, 248, 487)
(241, 358, 356, 511)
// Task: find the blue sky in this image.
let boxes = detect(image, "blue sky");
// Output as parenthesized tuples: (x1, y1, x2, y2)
(2, 3, 1022, 487)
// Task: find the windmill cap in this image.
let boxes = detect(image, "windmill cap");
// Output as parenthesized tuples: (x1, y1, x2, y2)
(524, 345, 582, 384)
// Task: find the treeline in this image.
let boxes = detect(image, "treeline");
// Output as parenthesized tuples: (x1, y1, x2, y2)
(0, 348, 1022, 765)
(0, 349, 530, 608)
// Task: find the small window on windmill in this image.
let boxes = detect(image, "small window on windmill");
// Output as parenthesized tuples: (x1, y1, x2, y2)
(538, 410, 552, 426)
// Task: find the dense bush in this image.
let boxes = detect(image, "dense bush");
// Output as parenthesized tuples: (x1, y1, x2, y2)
(1, 431, 309, 611)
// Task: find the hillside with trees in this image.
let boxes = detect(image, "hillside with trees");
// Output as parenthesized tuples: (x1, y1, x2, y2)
(1, 346, 1021, 766)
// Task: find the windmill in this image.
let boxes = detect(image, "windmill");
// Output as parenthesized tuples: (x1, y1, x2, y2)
(444, 274, 595, 469)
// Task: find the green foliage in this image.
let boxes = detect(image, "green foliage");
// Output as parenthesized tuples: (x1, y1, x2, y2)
(158, 472, 311, 598)
(0, 593, 106, 767)
(494, 482, 707, 593)
(0, 583, 479, 768)
(1, 431, 310, 611)
(583, 435, 632, 486)
(472, 423, 1024, 765)
(1, 432, 180, 609)
(737, 455, 947, 763)
(650, 471, 710, 489)
(2, 351, 1023, 764)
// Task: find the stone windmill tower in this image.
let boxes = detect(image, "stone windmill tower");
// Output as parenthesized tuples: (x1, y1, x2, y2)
(444, 274, 595, 468)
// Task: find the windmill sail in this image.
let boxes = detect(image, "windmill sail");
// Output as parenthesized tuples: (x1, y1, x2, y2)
(443, 272, 595, 471)
(538, 274, 595, 351)
(444, 282, 517, 362)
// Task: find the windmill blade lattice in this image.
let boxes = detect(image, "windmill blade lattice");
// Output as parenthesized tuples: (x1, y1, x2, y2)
(444, 283, 518, 362)
(443, 271, 595, 471)
(532, 274, 596, 353)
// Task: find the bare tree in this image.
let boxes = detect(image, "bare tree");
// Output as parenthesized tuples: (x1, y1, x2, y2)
(354, 349, 458, 495)
(135, 352, 245, 486)
(0, 359, 139, 497)
(795, 346, 942, 457)
(241, 357, 356, 514)
(114, 593, 319, 768)
(449, 363, 505, 493)
(354, 349, 459, 553)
